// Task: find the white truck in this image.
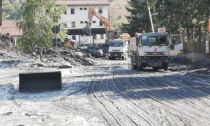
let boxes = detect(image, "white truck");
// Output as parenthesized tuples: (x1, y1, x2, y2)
(130, 32, 174, 71)
(108, 39, 129, 60)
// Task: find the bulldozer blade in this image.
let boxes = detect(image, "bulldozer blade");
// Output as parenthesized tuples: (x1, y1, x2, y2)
(19, 71, 62, 92)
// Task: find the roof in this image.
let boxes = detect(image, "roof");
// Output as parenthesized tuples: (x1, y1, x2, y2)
(56, 0, 110, 6)
(0, 20, 22, 36)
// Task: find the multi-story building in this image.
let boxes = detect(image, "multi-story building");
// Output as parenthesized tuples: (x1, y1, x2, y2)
(56, 0, 110, 45)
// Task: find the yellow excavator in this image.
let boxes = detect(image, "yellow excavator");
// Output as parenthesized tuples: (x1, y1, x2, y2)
(62, 38, 77, 48)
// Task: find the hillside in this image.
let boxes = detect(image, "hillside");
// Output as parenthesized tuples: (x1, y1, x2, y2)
(108, 0, 130, 27)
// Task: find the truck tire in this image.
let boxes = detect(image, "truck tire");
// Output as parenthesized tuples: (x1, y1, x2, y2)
(163, 63, 168, 71)
(137, 64, 142, 71)
(131, 64, 137, 69)
(131, 57, 137, 69)
(153, 67, 159, 71)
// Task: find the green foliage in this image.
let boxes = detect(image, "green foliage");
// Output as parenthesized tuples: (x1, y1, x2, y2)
(123, 0, 209, 41)
(2, 0, 22, 19)
(16, 0, 67, 52)
(113, 20, 127, 29)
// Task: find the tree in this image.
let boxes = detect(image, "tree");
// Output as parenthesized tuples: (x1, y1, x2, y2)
(123, 0, 157, 36)
(156, 0, 209, 41)
(16, 0, 67, 52)
(2, 0, 22, 19)
(123, 0, 209, 41)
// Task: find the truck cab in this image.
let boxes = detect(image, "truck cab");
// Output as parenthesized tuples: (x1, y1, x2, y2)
(130, 33, 172, 71)
(108, 39, 128, 60)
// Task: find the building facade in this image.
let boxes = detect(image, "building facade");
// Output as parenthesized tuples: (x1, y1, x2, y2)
(56, 0, 110, 45)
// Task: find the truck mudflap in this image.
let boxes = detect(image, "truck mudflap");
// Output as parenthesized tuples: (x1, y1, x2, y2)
(19, 71, 62, 92)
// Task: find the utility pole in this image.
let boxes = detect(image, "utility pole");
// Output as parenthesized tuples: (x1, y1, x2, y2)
(0, 0, 2, 26)
(146, 0, 154, 33)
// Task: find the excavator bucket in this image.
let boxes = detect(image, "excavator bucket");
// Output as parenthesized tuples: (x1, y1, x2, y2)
(19, 71, 62, 92)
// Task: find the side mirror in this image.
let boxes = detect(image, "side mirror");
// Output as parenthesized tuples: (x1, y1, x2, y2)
(170, 45, 174, 50)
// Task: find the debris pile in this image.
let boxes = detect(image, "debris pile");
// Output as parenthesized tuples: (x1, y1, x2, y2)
(0, 33, 12, 49)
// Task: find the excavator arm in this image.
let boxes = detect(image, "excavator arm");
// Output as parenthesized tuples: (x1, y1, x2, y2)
(88, 6, 111, 32)
(87, 6, 129, 41)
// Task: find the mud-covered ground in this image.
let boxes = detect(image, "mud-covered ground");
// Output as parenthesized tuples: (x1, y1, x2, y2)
(0, 49, 210, 126)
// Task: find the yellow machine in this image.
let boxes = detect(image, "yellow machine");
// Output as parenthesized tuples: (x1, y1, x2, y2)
(62, 38, 77, 48)
(63, 41, 73, 48)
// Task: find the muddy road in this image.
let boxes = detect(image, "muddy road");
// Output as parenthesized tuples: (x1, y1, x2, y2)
(0, 57, 210, 126)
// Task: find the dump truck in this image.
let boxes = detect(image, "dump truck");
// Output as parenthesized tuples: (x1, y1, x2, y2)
(108, 33, 130, 60)
(108, 39, 128, 60)
(130, 32, 174, 71)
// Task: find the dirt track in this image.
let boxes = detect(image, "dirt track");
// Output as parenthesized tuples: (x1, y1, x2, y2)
(0, 52, 210, 126)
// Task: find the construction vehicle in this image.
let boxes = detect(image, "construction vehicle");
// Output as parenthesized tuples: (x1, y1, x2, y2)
(108, 33, 130, 60)
(62, 38, 77, 48)
(87, 5, 129, 41)
(130, 32, 174, 71)
(87, 6, 130, 60)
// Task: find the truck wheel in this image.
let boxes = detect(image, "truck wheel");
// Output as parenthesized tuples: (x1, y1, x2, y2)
(153, 67, 159, 71)
(131, 64, 137, 69)
(163, 64, 168, 71)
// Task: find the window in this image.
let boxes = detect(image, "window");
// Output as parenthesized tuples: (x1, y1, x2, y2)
(71, 8, 75, 14)
(109, 41, 124, 47)
(71, 22, 75, 27)
(72, 36, 76, 40)
(84, 8, 87, 10)
(80, 8, 83, 10)
(80, 21, 83, 24)
(92, 21, 96, 23)
(142, 35, 168, 46)
(98, 7, 103, 14)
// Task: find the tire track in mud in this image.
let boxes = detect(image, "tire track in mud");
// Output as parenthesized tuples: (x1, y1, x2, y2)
(86, 67, 148, 126)
(133, 71, 209, 124)
(152, 75, 210, 108)
(145, 76, 210, 123)
(107, 74, 155, 126)
(0, 74, 39, 121)
(112, 71, 180, 126)
(167, 73, 210, 95)
(113, 69, 210, 126)
(163, 74, 210, 108)
(87, 74, 122, 126)
(99, 76, 139, 126)
(52, 75, 106, 126)
(162, 74, 210, 118)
